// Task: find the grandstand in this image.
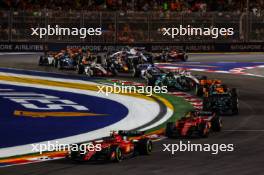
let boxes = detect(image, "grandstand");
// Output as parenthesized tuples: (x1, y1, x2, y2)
(0, 0, 263, 52)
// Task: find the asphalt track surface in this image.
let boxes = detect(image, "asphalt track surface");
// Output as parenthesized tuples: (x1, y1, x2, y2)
(1, 53, 264, 175)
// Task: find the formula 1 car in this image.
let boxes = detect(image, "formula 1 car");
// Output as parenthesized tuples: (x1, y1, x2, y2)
(141, 64, 165, 86)
(109, 47, 152, 62)
(68, 130, 152, 162)
(154, 49, 188, 62)
(165, 110, 222, 138)
(76, 48, 114, 77)
(153, 70, 199, 91)
(54, 53, 77, 70)
(79, 63, 113, 77)
(77, 54, 113, 77)
(202, 84, 239, 115)
(107, 47, 152, 77)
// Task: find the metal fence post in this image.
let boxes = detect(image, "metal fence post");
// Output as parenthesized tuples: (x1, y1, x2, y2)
(8, 9, 13, 42)
(147, 12, 150, 42)
(44, 9, 47, 43)
(115, 11, 117, 44)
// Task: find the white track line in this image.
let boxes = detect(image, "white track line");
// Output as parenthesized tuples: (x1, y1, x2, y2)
(223, 130, 264, 132)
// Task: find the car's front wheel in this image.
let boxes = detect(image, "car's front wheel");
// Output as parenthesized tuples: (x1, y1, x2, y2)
(198, 123, 209, 138)
(76, 65, 84, 74)
(211, 117, 223, 132)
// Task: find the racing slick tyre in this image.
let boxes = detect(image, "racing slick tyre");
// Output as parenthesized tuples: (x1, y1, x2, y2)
(211, 116, 223, 132)
(86, 69, 94, 77)
(231, 98, 239, 115)
(195, 84, 204, 96)
(165, 122, 178, 138)
(53, 59, 58, 68)
(110, 67, 118, 76)
(51, 59, 55, 67)
(222, 84, 228, 91)
(109, 146, 123, 163)
(132, 67, 140, 77)
(156, 81, 164, 88)
(197, 123, 209, 138)
(57, 61, 63, 70)
(76, 65, 84, 74)
(231, 88, 239, 115)
(138, 139, 152, 155)
(181, 55, 188, 62)
(38, 56, 44, 66)
(202, 98, 211, 111)
(146, 78, 156, 86)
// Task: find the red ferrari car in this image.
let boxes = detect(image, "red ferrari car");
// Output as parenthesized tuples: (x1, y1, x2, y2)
(165, 110, 222, 138)
(67, 130, 152, 162)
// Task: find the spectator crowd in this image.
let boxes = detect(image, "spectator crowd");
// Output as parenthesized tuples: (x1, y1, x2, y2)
(0, 0, 263, 43)
(0, 0, 263, 14)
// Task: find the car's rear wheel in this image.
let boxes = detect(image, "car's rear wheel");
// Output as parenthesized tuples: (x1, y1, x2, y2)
(231, 88, 239, 115)
(181, 54, 188, 62)
(138, 139, 152, 155)
(165, 122, 177, 138)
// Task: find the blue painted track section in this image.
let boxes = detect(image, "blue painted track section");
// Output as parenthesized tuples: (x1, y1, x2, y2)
(0, 83, 128, 148)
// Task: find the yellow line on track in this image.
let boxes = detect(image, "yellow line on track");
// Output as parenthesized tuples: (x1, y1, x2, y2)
(0, 74, 175, 110)
(13, 110, 107, 118)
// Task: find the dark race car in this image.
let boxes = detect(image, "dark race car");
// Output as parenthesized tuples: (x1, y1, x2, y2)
(67, 130, 152, 163)
(107, 47, 152, 77)
(77, 54, 113, 77)
(202, 84, 238, 115)
(153, 71, 199, 91)
(53, 52, 77, 70)
(141, 65, 164, 86)
(165, 110, 222, 138)
(155, 49, 188, 62)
